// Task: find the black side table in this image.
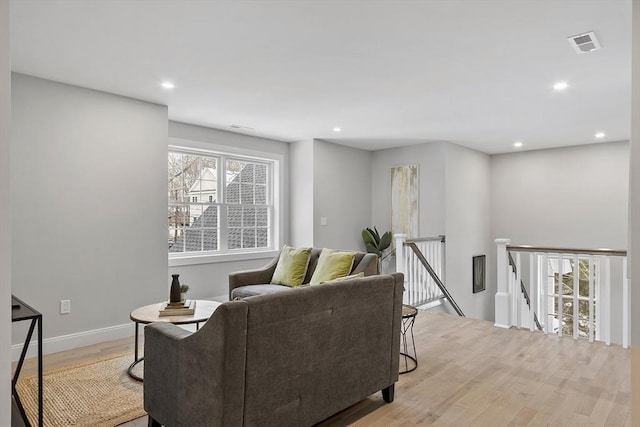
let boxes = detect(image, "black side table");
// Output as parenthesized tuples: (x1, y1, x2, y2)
(12, 295, 43, 427)
(399, 304, 418, 374)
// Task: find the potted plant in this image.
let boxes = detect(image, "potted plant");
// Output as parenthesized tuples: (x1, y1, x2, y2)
(362, 227, 394, 273)
(180, 284, 190, 302)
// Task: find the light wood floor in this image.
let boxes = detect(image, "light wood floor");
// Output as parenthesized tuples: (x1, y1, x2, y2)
(14, 312, 630, 426)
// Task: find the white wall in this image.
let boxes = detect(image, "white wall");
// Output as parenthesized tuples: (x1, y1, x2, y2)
(491, 141, 629, 249)
(444, 143, 492, 320)
(11, 74, 168, 352)
(491, 141, 629, 340)
(371, 141, 492, 319)
(1, 1, 11, 424)
(371, 142, 446, 237)
(289, 139, 314, 247)
(630, 0, 640, 423)
(168, 121, 290, 300)
(313, 139, 372, 250)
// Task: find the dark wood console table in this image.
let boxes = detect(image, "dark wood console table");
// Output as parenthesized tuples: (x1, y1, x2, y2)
(11, 295, 43, 427)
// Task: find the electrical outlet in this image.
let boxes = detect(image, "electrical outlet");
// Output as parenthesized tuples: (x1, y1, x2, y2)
(320, 217, 328, 226)
(60, 299, 71, 314)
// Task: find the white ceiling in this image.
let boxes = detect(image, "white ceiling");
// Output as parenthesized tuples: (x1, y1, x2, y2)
(10, 0, 632, 154)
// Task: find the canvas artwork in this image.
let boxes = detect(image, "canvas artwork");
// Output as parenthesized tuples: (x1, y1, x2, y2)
(391, 165, 418, 237)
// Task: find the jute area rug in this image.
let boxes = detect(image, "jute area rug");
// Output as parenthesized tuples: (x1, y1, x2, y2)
(16, 352, 145, 427)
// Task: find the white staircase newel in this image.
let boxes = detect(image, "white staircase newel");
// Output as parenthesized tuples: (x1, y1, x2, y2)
(395, 234, 408, 302)
(495, 238, 511, 328)
(530, 252, 536, 332)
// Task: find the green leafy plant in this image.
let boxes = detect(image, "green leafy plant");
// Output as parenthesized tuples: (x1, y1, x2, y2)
(180, 284, 190, 293)
(362, 227, 394, 268)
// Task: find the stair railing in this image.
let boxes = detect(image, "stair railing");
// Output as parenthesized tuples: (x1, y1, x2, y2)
(496, 238, 629, 348)
(507, 252, 543, 331)
(395, 234, 464, 316)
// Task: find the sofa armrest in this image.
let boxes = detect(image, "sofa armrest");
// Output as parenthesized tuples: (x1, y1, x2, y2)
(144, 302, 248, 427)
(228, 253, 280, 299)
(351, 253, 379, 276)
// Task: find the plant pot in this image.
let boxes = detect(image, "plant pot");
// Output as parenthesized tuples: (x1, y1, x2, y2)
(180, 292, 187, 302)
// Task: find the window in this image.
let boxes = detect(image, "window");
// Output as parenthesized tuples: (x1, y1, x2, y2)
(540, 255, 600, 339)
(168, 149, 274, 256)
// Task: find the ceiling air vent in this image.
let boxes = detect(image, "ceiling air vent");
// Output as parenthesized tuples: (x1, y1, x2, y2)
(568, 31, 601, 54)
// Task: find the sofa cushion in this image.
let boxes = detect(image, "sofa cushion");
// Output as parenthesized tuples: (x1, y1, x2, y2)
(271, 245, 312, 287)
(309, 249, 356, 285)
(231, 284, 293, 299)
(324, 272, 365, 284)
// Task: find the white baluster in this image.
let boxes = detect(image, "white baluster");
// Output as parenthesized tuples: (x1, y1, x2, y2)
(588, 256, 594, 343)
(623, 256, 629, 349)
(530, 252, 536, 332)
(495, 238, 511, 328)
(572, 254, 579, 340)
(515, 252, 522, 328)
(557, 253, 563, 337)
(541, 253, 548, 335)
(604, 256, 611, 346)
(408, 246, 414, 305)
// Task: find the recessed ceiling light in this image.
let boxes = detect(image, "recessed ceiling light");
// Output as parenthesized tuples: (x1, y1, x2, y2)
(333, 127, 342, 132)
(513, 141, 523, 148)
(553, 81, 568, 91)
(161, 81, 175, 89)
(595, 132, 605, 138)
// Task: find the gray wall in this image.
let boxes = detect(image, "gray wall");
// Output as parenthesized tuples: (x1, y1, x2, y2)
(371, 141, 492, 320)
(371, 142, 446, 236)
(1, 0, 11, 423)
(491, 141, 629, 249)
(630, 2, 639, 423)
(313, 139, 372, 251)
(444, 143, 492, 320)
(491, 141, 629, 340)
(167, 121, 290, 300)
(11, 74, 168, 345)
(289, 139, 314, 247)
(289, 138, 371, 251)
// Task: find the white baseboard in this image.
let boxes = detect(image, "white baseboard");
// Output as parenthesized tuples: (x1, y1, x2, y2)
(11, 322, 139, 361)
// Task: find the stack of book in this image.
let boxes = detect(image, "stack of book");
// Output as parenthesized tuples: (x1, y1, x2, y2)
(159, 300, 196, 316)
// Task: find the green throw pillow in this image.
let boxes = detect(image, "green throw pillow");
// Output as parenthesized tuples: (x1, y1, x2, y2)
(271, 245, 312, 287)
(309, 249, 356, 285)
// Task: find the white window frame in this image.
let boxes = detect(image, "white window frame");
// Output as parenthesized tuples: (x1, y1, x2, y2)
(538, 254, 601, 339)
(168, 138, 282, 266)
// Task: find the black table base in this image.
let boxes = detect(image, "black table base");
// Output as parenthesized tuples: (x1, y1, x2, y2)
(11, 295, 43, 427)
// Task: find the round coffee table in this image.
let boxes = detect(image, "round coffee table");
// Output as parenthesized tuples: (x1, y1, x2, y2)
(128, 300, 221, 381)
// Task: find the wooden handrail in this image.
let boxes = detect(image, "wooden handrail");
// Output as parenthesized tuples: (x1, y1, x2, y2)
(507, 245, 626, 257)
(406, 235, 446, 243)
(404, 242, 464, 317)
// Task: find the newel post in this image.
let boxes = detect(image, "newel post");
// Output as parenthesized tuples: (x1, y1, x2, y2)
(495, 238, 512, 328)
(394, 234, 407, 274)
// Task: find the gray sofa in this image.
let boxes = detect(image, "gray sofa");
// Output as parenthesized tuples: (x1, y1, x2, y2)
(144, 272, 404, 427)
(229, 248, 379, 300)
